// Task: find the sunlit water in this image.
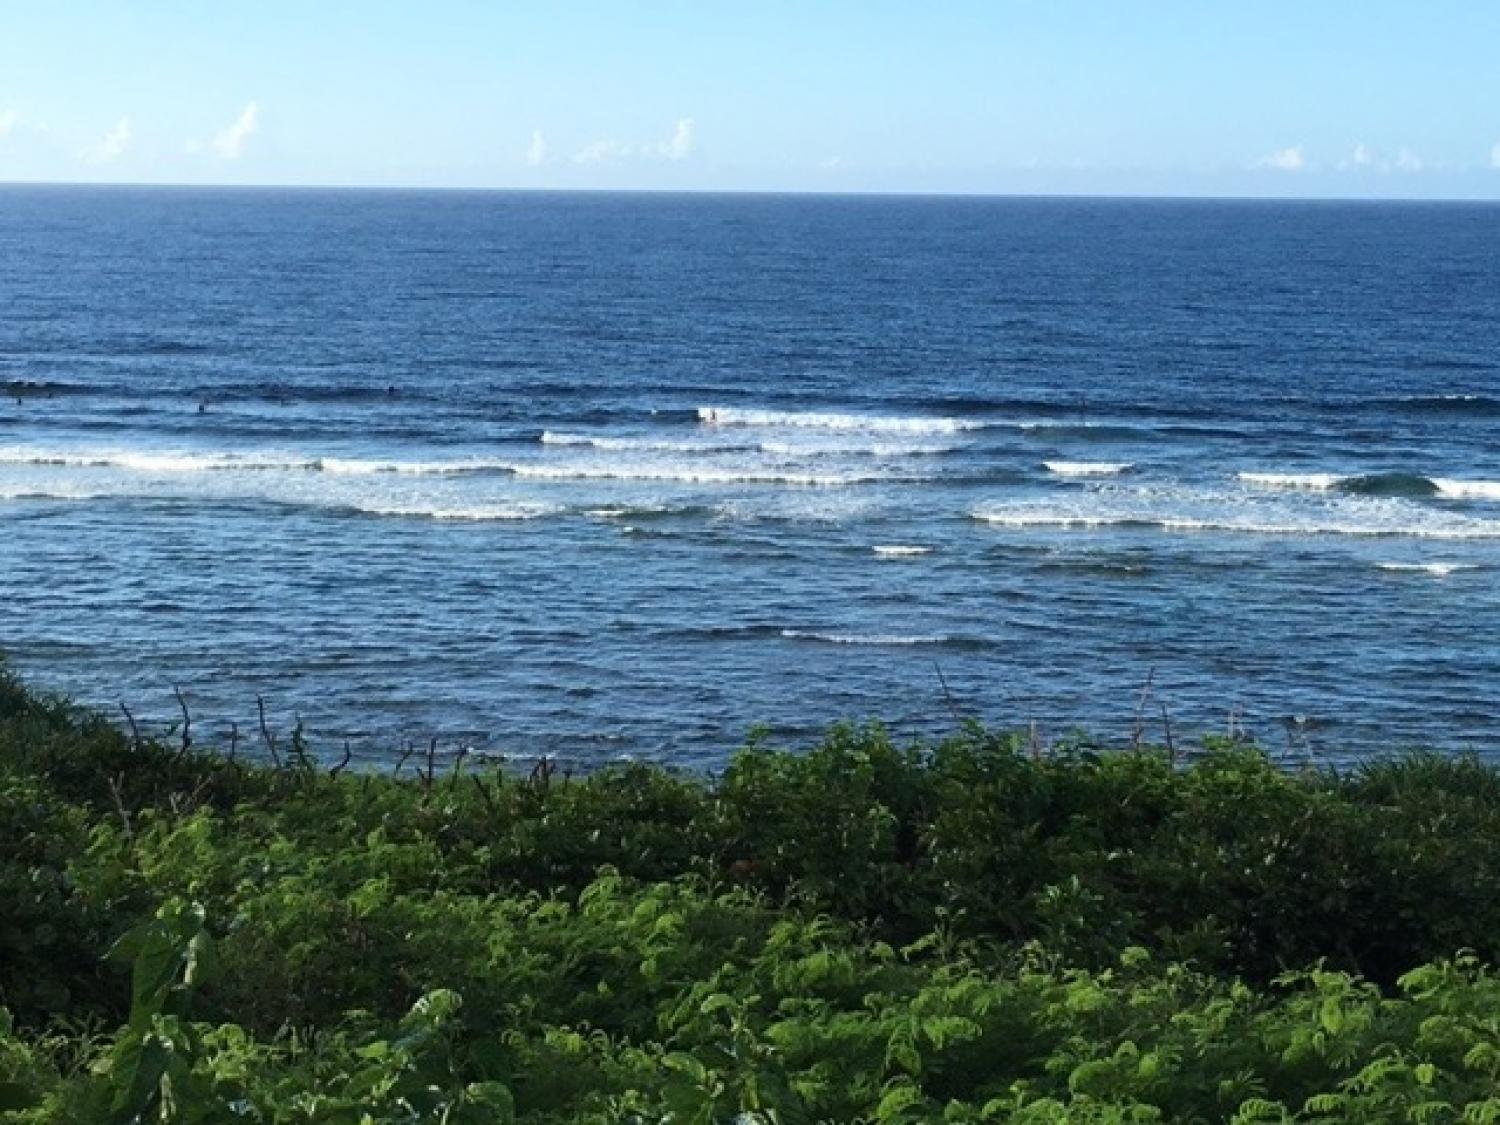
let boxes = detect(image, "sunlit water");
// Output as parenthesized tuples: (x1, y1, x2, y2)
(2, 188, 1497, 766)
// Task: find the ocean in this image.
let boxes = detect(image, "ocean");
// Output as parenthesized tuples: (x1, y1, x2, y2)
(1, 187, 1497, 766)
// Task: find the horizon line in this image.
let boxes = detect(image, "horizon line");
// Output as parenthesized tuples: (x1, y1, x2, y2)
(4, 178, 1500, 206)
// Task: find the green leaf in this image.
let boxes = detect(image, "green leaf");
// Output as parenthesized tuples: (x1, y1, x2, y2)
(0, 1082, 39, 1111)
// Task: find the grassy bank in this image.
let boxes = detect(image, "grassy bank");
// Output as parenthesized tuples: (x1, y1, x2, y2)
(5, 670, 1500, 1122)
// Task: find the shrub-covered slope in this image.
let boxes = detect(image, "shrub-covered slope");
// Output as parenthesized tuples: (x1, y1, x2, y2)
(4, 670, 1500, 1122)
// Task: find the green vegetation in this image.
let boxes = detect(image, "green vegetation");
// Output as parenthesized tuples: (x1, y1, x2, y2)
(6, 669, 1500, 1122)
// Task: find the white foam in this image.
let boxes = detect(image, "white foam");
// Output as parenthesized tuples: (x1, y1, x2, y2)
(780, 629, 949, 646)
(872, 544, 933, 557)
(698, 406, 981, 434)
(0, 487, 108, 502)
(316, 457, 508, 476)
(0, 447, 314, 473)
(758, 438, 959, 457)
(971, 501, 1500, 540)
(1434, 479, 1500, 500)
(351, 502, 556, 522)
(508, 461, 900, 486)
(1376, 562, 1480, 576)
(1238, 472, 1346, 491)
(1045, 461, 1133, 477)
(540, 431, 734, 454)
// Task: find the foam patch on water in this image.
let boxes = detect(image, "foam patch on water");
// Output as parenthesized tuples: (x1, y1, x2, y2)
(1434, 479, 1500, 500)
(0, 447, 316, 473)
(698, 406, 981, 434)
(1238, 472, 1346, 490)
(349, 502, 557, 522)
(540, 431, 746, 455)
(1045, 461, 1133, 477)
(972, 486, 1500, 540)
(780, 629, 950, 646)
(1375, 562, 1481, 576)
(0, 486, 110, 502)
(1240, 471, 1500, 500)
(316, 457, 510, 476)
(872, 544, 933, 557)
(508, 460, 907, 486)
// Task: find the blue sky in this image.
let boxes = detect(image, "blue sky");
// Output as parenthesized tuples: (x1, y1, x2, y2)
(3, 1, 1499, 197)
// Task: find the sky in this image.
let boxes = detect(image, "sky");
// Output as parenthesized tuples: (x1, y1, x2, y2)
(3, 1, 1500, 198)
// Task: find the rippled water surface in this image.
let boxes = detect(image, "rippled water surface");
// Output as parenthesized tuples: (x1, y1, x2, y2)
(2, 188, 1498, 764)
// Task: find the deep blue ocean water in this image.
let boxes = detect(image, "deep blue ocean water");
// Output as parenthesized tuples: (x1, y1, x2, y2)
(1, 187, 1498, 766)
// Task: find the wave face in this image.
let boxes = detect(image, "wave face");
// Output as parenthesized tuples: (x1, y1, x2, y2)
(6, 190, 1500, 767)
(1240, 471, 1500, 500)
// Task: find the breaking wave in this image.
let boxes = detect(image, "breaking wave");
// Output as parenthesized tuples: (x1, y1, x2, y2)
(971, 504, 1500, 540)
(1044, 461, 1133, 477)
(507, 461, 908, 486)
(779, 629, 955, 646)
(697, 406, 982, 434)
(1375, 562, 1482, 576)
(1239, 471, 1500, 499)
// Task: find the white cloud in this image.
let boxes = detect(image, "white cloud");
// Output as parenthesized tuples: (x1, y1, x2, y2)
(82, 117, 132, 164)
(526, 129, 547, 166)
(1394, 147, 1422, 173)
(212, 101, 260, 160)
(818, 155, 846, 170)
(1492, 143, 1500, 170)
(573, 118, 696, 165)
(1255, 146, 1304, 172)
(572, 138, 634, 164)
(0, 109, 18, 139)
(1350, 143, 1374, 167)
(658, 117, 694, 161)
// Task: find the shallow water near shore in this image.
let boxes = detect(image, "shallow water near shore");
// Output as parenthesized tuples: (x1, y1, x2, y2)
(2, 188, 1498, 765)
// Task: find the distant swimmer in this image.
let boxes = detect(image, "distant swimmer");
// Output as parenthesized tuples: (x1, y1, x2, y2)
(703, 408, 719, 425)
(198, 400, 208, 414)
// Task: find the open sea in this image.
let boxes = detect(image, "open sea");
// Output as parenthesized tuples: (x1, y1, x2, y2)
(1, 187, 1497, 767)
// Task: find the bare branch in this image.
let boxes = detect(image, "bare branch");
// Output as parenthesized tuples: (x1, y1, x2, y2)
(107, 773, 134, 844)
(120, 702, 142, 750)
(172, 685, 193, 760)
(932, 662, 964, 728)
(394, 740, 416, 778)
(1132, 667, 1155, 750)
(256, 695, 282, 769)
(470, 773, 500, 819)
(1160, 701, 1177, 762)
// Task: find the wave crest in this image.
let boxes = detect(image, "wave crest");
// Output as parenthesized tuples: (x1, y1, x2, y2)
(697, 406, 981, 434)
(1045, 461, 1133, 477)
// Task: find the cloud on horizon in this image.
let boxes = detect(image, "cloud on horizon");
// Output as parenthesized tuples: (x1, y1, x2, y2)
(572, 118, 696, 165)
(1394, 147, 1422, 173)
(658, 118, 694, 161)
(526, 129, 547, 166)
(0, 109, 18, 140)
(212, 101, 260, 160)
(1255, 146, 1305, 172)
(81, 117, 131, 164)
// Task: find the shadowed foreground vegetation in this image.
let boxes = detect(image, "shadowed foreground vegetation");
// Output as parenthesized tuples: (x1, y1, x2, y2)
(6, 670, 1500, 1121)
